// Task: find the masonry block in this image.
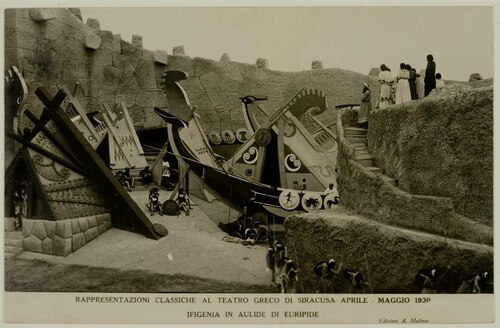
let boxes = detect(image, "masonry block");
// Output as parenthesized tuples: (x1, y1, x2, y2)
(22, 219, 34, 238)
(68, 8, 83, 21)
(104, 221, 112, 230)
(85, 33, 101, 50)
(55, 220, 72, 238)
(71, 219, 80, 234)
(84, 226, 99, 242)
(29, 8, 57, 22)
(112, 34, 122, 53)
(312, 61, 324, 69)
(172, 45, 185, 55)
(24, 235, 42, 253)
(43, 221, 56, 239)
(78, 217, 89, 232)
(53, 235, 72, 256)
(5, 218, 16, 232)
(97, 224, 106, 235)
(132, 35, 143, 48)
(86, 18, 101, 30)
(88, 216, 97, 228)
(121, 40, 138, 55)
(31, 220, 47, 240)
(72, 232, 86, 251)
(154, 50, 168, 65)
(42, 237, 53, 255)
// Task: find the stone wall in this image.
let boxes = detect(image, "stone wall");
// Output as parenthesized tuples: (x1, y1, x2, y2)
(22, 213, 112, 256)
(5, 8, 168, 133)
(284, 212, 493, 293)
(5, 8, 380, 136)
(367, 84, 493, 223)
(167, 56, 381, 133)
(336, 109, 492, 245)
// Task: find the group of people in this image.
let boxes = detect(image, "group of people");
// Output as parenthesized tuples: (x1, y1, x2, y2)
(358, 54, 445, 127)
(416, 266, 493, 294)
(314, 258, 370, 294)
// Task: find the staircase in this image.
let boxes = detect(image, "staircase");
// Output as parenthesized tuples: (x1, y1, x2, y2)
(344, 127, 397, 186)
(5, 231, 23, 260)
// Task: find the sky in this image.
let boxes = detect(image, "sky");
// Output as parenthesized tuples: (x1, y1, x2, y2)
(78, 6, 491, 81)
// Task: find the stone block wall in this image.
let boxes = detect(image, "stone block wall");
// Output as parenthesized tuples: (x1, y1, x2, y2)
(336, 109, 492, 245)
(22, 213, 112, 256)
(284, 212, 493, 293)
(5, 8, 168, 133)
(6, 8, 382, 136)
(168, 56, 380, 133)
(367, 84, 493, 224)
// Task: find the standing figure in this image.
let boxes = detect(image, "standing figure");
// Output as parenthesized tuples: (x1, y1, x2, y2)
(314, 259, 343, 293)
(343, 269, 369, 293)
(161, 155, 171, 190)
(415, 71, 425, 99)
(435, 73, 445, 89)
(407, 65, 418, 100)
(13, 186, 27, 229)
(377, 64, 395, 109)
(395, 63, 411, 104)
(424, 54, 436, 96)
(357, 83, 372, 128)
(279, 259, 299, 293)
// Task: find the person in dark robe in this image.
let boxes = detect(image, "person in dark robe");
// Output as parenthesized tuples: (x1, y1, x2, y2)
(424, 54, 436, 96)
(407, 65, 418, 100)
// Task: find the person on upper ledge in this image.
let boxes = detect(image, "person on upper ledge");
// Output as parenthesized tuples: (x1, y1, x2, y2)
(435, 73, 445, 89)
(424, 54, 436, 96)
(377, 64, 395, 109)
(395, 63, 411, 104)
(357, 82, 372, 128)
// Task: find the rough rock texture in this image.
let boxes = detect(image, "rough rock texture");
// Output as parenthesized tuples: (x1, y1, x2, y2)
(285, 210, 493, 293)
(21, 214, 111, 256)
(5, 8, 168, 133)
(367, 85, 493, 224)
(167, 55, 379, 132)
(6, 7, 380, 135)
(469, 72, 483, 82)
(336, 108, 492, 245)
(368, 67, 380, 76)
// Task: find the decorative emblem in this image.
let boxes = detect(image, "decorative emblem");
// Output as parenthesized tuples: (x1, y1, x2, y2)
(324, 192, 340, 209)
(236, 128, 249, 143)
(243, 147, 259, 164)
(221, 130, 236, 144)
(285, 153, 302, 172)
(279, 189, 300, 210)
(301, 192, 323, 212)
(254, 128, 272, 147)
(208, 132, 222, 145)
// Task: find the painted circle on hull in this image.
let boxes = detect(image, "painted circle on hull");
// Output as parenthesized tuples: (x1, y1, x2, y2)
(301, 192, 323, 212)
(254, 128, 272, 147)
(235, 128, 249, 143)
(243, 147, 259, 164)
(208, 132, 222, 145)
(324, 192, 340, 209)
(279, 189, 300, 210)
(221, 130, 236, 144)
(285, 154, 302, 172)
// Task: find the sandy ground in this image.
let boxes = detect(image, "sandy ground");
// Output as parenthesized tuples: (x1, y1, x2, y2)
(17, 189, 272, 286)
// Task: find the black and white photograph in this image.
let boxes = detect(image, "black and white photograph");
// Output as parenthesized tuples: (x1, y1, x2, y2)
(2, 2, 496, 325)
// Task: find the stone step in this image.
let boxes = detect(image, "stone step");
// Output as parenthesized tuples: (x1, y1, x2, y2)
(5, 238, 23, 248)
(344, 127, 368, 136)
(381, 175, 397, 186)
(365, 166, 383, 175)
(4, 231, 23, 239)
(355, 158, 374, 167)
(353, 153, 374, 160)
(354, 149, 370, 156)
(5, 245, 23, 255)
(346, 137, 367, 145)
(352, 143, 367, 150)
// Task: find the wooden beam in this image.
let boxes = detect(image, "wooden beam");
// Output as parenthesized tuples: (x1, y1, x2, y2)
(24, 110, 86, 170)
(7, 133, 88, 177)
